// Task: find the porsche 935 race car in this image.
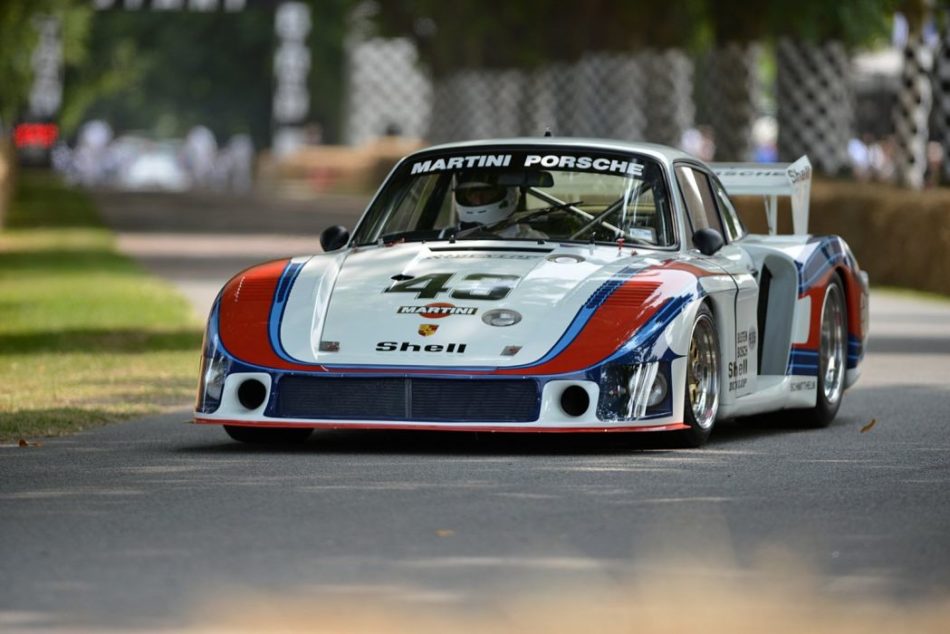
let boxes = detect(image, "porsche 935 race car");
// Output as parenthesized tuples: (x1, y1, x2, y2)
(195, 138, 869, 447)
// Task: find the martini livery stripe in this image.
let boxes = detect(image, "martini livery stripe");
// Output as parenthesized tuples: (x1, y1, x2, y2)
(217, 259, 710, 376)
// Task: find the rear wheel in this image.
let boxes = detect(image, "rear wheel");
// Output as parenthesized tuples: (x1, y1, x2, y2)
(224, 425, 313, 444)
(801, 275, 847, 428)
(679, 304, 720, 447)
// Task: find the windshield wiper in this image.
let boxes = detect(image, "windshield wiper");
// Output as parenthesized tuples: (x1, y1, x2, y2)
(379, 228, 444, 244)
(557, 236, 653, 247)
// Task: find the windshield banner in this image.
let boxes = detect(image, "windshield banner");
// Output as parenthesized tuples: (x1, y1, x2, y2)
(409, 151, 646, 178)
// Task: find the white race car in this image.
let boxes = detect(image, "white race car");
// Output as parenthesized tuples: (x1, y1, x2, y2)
(195, 138, 869, 447)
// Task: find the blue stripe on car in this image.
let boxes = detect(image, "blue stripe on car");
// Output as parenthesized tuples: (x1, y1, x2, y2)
(268, 261, 306, 363)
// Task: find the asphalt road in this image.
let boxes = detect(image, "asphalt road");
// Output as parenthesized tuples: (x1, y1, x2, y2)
(1, 190, 949, 631)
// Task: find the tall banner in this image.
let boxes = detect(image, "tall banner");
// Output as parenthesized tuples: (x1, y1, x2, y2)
(272, 2, 311, 157)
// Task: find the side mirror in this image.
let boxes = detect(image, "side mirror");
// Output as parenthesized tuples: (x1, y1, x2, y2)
(320, 225, 349, 252)
(693, 228, 724, 256)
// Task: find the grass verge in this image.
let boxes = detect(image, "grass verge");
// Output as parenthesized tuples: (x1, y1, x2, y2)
(0, 171, 202, 440)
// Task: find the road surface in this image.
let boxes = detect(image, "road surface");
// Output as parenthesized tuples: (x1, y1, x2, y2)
(1, 190, 948, 631)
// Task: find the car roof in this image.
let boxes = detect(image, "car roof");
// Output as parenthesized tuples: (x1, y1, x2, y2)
(412, 137, 698, 167)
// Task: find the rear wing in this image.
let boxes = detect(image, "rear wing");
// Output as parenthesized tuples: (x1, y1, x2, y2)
(711, 156, 812, 235)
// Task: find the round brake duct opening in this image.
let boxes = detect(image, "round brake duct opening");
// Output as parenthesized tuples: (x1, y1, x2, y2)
(560, 385, 590, 417)
(237, 378, 267, 410)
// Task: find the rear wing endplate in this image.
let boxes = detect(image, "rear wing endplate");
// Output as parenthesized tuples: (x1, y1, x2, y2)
(711, 156, 812, 235)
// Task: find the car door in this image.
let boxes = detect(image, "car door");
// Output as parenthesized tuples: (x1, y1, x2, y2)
(674, 163, 758, 398)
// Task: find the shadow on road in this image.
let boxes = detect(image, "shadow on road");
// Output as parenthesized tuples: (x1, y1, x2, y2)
(175, 428, 688, 457)
(175, 414, 829, 457)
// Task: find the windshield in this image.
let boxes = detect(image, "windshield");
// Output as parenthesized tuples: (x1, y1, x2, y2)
(351, 149, 675, 247)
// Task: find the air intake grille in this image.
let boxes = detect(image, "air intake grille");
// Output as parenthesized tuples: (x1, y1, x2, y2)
(608, 282, 660, 307)
(275, 376, 540, 422)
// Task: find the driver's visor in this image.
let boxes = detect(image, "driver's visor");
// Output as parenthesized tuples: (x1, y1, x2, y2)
(454, 182, 507, 207)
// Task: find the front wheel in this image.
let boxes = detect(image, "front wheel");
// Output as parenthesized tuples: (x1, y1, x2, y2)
(679, 304, 721, 447)
(224, 425, 313, 444)
(800, 275, 847, 428)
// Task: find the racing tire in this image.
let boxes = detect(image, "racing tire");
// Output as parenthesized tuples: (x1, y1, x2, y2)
(224, 425, 313, 444)
(800, 274, 847, 428)
(678, 304, 721, 448)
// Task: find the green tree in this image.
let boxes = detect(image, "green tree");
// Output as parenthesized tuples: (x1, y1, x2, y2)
(372, 0, 708, 76)
(0, 0, 92, 127)
(765, 0, 896, 45)
(371, 0, 897, 75)
(68, 9, 274, 147)
(60, 0, 352, 146)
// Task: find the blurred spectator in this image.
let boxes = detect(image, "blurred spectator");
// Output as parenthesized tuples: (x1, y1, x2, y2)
(680, 127, 703, 158)
(183, 125, 218, 189)
(304, 122, 323, 145)
(869, 135, 896, 183)
(680, 126, 715, 162)
(50, 141, 73, 176)
(104, 133, 150, 185)
(926, 140, 944, 188)
(752, 116, 778, 163)
(213, 133, 255, 193)
(73, 120, 113, 186)
(849, 136, 871, 181)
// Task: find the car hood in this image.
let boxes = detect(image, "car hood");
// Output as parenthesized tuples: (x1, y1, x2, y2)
(276, 241, 676, 368)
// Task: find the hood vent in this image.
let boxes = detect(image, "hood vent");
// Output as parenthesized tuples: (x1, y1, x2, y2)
(428, 246, 553, 254)
(609, 281, 661, 308)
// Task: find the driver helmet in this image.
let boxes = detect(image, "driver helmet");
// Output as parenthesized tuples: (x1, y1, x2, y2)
(453, 172, 518, 225)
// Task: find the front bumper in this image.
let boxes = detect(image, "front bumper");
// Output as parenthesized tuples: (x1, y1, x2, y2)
(194, 366, 684, 433)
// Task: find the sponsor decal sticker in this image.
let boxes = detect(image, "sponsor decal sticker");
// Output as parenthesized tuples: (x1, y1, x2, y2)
(411, 154, 513, 174)
(715, 168, 787, 178)
(408, 152, 645, 177)
(788, 164, 812, 184)
(524, 154, 644, 176)
(376, 341, 467, 353)
(398, 302, 478, 318)
(729, 342, 750, 392)
(418, 324, 439, 337)
(423, 253, 541, 260)
(729, 329, 757, 392)
(790, 378, 817, 392)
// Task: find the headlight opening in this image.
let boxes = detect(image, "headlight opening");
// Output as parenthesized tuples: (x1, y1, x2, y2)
(597, 361, 671, 421)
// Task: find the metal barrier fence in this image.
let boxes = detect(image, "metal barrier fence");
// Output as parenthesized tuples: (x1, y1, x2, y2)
(422, 51, 693, 151)
(342, 36, 943, 181)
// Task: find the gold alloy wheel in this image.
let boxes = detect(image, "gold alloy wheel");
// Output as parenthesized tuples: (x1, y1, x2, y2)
(687, 312, 720, 430)
(819, 282, 846, 406)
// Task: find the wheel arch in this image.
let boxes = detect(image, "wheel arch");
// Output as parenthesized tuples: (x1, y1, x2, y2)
(832, 263, 863, 341)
